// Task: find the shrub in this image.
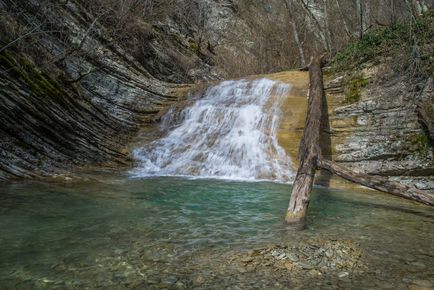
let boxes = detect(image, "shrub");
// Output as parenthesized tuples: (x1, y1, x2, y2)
(332, 11, 433, 73)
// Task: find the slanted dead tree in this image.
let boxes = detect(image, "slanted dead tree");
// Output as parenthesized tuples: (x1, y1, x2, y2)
(285, 56, 434, 227)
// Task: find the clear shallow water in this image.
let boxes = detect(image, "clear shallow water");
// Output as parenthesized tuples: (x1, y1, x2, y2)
(0, 177, 433, 289)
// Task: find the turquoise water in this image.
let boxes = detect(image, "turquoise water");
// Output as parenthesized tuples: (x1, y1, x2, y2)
(0, 177, 433, 289)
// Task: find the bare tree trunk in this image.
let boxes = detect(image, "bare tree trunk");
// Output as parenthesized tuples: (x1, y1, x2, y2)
(356, 0, 364, 39)
(322, 0, 334, 54)
(334, 0, 352, 39)
(299, 0, 331, 53)
(318, 159, 434, 206)
(285, 57, 325, 226)
(405, 0, 418, 20)
(283, 0, 306, 66)
(390, 0, 397, 25)
(364, 0, 371, 32)
(291, 21, 306, 67)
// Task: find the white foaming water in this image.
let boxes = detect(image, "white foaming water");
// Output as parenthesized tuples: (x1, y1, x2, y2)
(131, 78, 295, 182)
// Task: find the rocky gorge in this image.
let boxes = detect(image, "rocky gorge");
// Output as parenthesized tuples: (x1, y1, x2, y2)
(0, 2, 433, 288)
(1, 0, 433, 192)
(0, 0, 195, 180)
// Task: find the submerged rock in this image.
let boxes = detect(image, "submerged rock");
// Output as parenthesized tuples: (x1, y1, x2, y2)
(337, 271, 349, 279)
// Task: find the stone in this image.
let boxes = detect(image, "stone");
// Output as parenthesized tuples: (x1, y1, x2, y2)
(161, 276, 177, 284)
(245, 264, 256, 272)
(409, 261, 426, 269)
(241, 255, 254, 263)
(112, 272, 126, 281)
(411, 280, 433, 287)
(284, 262, 294, 271)
(300, 262, 314, 270)
(309, 270, 322, 276)
(175, 281, 186, 289)
(193, 276, 205, 286)
(288, 254, 299, 262)
(337, 271, 349, 279)
(237, 266, 247, 273)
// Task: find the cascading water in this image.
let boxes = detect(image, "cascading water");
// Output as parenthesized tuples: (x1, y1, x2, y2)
(131, 78, 296, 182)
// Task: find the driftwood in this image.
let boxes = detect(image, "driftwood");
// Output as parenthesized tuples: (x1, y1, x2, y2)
(318, 159, 434, 206)
(285, 56, 434, 226)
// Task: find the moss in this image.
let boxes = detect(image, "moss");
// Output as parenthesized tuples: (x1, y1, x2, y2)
(0, 50, 68, 104)
(187, 39, 200, 54)
(344, 74, 369, 104)
(408, 133, 429, 153)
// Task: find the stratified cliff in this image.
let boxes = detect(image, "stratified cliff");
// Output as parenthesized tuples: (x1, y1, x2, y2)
(0, 0, 220, 180)
(325, 15, 434, 190)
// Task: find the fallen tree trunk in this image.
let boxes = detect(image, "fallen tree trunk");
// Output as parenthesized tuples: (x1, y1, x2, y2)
(285, 56, 434, 227)
(318, 159, 434, 206)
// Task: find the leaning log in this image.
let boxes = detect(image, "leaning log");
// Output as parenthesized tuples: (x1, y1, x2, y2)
(318, 159, 434, 206)
(285, 56, 434, 227)
(285, 57, 325, 225)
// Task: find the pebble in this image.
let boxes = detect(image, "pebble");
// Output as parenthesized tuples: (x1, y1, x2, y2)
(245, 264, 256, 272)
(288, 253, 299, 262)
(284, 262, 293, 271)
(161, 276, 177, 284)
(375, 282, 394, 289)
(175, 281, 186, 289)
(237, 266, 247, 273)
(193, 276, 205, 285)
(241, 256, 254, 263)
(409, 261, 426, 268)
(300, 262, 314, 270)
(112, 272, 126, 281)
(337, 271, 349, 279)
(411, 280, 433, 287)
(309, 270, 322, 276)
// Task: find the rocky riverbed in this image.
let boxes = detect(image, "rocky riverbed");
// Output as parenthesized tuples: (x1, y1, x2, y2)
(13, 238, 433, 290)
(1, 178, 433, 290)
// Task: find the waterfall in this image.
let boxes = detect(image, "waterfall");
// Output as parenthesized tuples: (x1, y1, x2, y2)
(131, 78, 296, 182)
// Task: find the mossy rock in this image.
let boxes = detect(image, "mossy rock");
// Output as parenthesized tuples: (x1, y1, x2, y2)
(343, 74, 369, 104)
(187, 39, 201, 54)
(0, 50, 69, 104)
(408, 133, 429, 153)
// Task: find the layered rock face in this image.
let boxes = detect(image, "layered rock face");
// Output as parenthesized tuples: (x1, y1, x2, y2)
(325, 65, 433, 190)
(0, 0, 297, 181)
(0, 0, 220, 180)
